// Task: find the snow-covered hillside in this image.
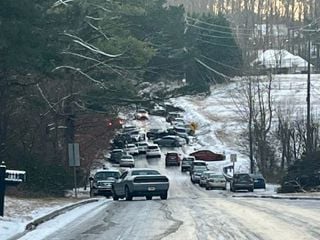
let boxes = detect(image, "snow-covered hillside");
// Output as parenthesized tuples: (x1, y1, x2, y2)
(172, 74, 320, 173)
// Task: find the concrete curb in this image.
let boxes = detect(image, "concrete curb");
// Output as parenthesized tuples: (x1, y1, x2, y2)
(8, 198, 99, 240)
(232, 194, 320, 201)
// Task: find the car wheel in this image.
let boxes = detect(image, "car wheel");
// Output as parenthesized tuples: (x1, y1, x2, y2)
(223, 187, 226, 190)
(146, 196, 152, 200)
(112, 189, 119, 201)
(249, 188, 254, 192)
(160, 191, 168, 200)
(205, 186, 210, 190)
(191, 179, 195, 184)
(125, 186, 133, 201)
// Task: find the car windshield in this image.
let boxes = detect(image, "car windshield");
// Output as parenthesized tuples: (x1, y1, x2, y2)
(122, 155, 132, 159)
(95, 172, 120, 180)
(193, 162, 206, 166)
(211, 174, 224, 179)
(132, 170, 160, 175)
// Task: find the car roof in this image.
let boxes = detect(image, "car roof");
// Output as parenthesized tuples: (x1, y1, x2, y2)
(148, 144, 159, 147)
(128, 168, 158, 172)
(112, 149, 123, 152)
(193, 160, 206, 163)
(96, 169, 120, 173)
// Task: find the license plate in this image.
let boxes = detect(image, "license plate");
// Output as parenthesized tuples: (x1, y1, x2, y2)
(148, 187, 155, 191)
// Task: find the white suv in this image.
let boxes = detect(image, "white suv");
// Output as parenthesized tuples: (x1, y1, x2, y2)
(136, 142, 148, 154)
(146, 144, 161, 158)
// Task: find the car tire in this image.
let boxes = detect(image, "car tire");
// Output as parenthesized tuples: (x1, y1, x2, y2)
(146, 196, 152, 200)
(205, 186, 210, 190)
(249, 188, 254, 192)
(160, 192, 168, 200)
(112, 189, 119, 201)
(223, 187, 226, 190)
(125, 186, 133, 201)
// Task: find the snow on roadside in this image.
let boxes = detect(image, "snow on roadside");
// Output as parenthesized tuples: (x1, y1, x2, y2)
(18, 198, 109, 240)
(1, 196, 81, 240)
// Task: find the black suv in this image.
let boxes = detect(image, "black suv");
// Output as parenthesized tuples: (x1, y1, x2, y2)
(89, 169, 121, 197)
(230, 173, 254, 192)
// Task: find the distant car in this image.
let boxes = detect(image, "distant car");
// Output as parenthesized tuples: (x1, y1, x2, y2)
(191, 165, 209, 184)
(146, 144, 161, 158)
(181, 156, 195, 172)
(89, 169, 121, 197)
(119, 154, 135, 168)
(190, 150, 225, 161)
(110, 149, 124, 163)
(135, 109, 149, 120)
(250, 174, 266, 189)
(136, 142, 148, 154)
(154, 135, 186, 147)
(165, 152, 181, 166)
(129, 130, 145, 142)
(150, 105, 166, 116)
(205, 173, 227, 190)
(166, 112, 183, 123)
(122, 125, 137, 133)
(199, 171, 216, 187)
(146, 129, 164, 140)
(171, 117, 185, 126)
(230, 173, 254, 192)
(173, 126, 189, 144)
(124, 144, 139, 155)
(190, 160, 208, 175)
(112, 168, 169, 200)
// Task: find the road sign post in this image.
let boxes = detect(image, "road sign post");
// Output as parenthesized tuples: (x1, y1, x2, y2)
(230, 154, 237, 175)
(68, 143, 80, 198)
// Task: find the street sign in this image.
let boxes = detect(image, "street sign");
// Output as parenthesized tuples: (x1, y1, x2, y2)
(230, 154, 237, 163)
(68, 143, 80, 167)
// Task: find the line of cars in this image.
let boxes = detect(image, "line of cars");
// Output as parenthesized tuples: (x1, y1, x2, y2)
(89, 168, 169, 200)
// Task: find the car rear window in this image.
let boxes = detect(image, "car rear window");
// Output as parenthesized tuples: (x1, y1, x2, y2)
(193, 161, 206, 166)
(167, 153, 178, 156)
(95, 171, 120, 180)
(132, 170, 160, 175)
(235, 174, 251, 181)
(148, 145, 159, 150)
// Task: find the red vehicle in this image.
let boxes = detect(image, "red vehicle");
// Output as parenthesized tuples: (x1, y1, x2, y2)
(165, 152, 181, 166)
(190, 150, 225, 161)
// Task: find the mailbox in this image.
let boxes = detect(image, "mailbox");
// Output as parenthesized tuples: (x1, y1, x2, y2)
(0, 162, 26, 216)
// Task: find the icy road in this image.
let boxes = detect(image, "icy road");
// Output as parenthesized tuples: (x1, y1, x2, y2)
(20, 115, 320, 240)
(25, 156, 320, 240)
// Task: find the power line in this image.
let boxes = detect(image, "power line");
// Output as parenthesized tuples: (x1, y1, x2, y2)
(200, 54, 242, 71)
(197, 38, 240, 48)
(194, 57, 231, 81)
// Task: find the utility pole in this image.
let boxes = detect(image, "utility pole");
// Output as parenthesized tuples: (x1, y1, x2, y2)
(306, 36, 311, 157)
(249, 78, 254, 173)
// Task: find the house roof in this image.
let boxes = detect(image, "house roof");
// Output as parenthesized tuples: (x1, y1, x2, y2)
(251, 49, 314, 69)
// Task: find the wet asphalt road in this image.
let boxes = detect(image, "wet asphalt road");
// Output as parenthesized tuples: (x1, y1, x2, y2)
(44, 117, 320, 240)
